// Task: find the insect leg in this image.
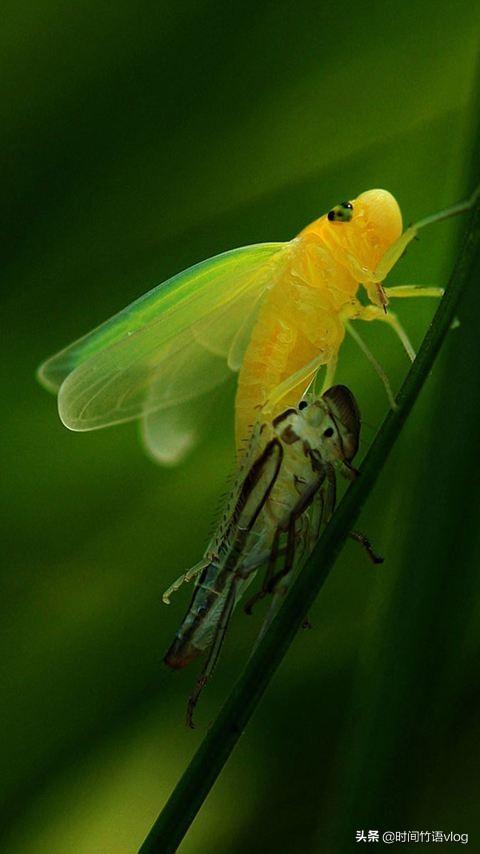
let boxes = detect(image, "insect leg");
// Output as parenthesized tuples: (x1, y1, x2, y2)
(295, 486, 326, 566)
(367, 226, 419, 285)
(323, 464, 337, 521)
(349, 530, 384, 564)
(345, 321, 396, 409)
(320, 355, 338, 394)
(246, 470, 327, 616)
(266, 513, 298, 595)
(186, 579, 238, 728)
(262, 353, 326, 414)
(268, 477, 328, 597)
(309, 488, 325, 548)
(251, 522, 299, 646)
(384, 285, 444, 300)
(296, 489, 327, 632)
(351, 304, 416, 362)
(254, 502, 317, 645)
(162, 558, 210, 604)
(294, 511, 316, 565)
(267, 494, 324, 628)
(383, 313, 415, 362)
(243, 526, 282, 615)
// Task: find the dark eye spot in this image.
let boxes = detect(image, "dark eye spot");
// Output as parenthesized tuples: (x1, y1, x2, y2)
(323, 427, 334, 437)
(341, 201, 353, 210)
(327, 210, 335, 221)
(282, 425, 300, 444)
(298, 400, 308, 410)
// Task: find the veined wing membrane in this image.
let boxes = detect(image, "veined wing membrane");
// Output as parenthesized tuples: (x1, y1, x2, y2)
(141, 287, 266, 464)
(139, 330, 232, 463)
(190, 280, 267, 363)
(39, 242, 289, 431)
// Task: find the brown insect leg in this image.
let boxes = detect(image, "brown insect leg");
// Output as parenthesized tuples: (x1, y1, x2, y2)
(186, 580, 238, 728)
(243, 526, 282, 615)
(349, 530, 384, 564)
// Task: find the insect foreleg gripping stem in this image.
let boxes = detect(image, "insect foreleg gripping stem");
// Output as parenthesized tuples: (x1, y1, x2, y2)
(384, 284, 444, 300)
(349, 530, 384, 564)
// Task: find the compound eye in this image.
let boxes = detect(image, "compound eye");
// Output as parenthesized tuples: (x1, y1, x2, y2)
(298, 400, 308, 410)
(327, 202, 353, 223)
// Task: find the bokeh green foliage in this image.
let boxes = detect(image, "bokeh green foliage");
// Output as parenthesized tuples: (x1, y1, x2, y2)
(1, 2, 480, 852)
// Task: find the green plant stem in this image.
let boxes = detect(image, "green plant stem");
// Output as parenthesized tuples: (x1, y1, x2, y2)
(139, 198, 480, 854)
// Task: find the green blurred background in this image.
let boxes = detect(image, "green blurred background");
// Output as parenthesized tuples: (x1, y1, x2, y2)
(2, 2, 480, 851)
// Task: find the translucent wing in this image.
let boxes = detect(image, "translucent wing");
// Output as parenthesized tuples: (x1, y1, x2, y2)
(141, 286, 267, 463)
(141, 381, 231, 465)
(38, 242, 290, 432)
(141, 397, 207, 466)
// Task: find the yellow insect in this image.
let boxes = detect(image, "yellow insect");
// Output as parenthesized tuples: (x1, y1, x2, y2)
(37, 187, 477, 463)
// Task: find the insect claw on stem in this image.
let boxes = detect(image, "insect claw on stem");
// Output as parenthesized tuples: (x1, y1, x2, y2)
(349, 530, 384, 565)
(340, 462, 359, 481)
(375, 283, 389, 312)
(244, 587, 267, 614)
(186, 675, 209, 729)
(186, 703, 196, 730)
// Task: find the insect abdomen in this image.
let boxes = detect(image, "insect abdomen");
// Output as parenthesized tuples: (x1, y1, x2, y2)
(235, 265, 346, 448)
(164, 636, 202, 669)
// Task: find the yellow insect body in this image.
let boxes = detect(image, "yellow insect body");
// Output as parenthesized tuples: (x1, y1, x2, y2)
(236, 189, 403, 445)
